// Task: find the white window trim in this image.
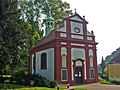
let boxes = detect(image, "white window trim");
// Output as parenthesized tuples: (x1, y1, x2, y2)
(32, 54, 34, 74)
(61, 69, 68, 81)
(90, 68, 95, 79)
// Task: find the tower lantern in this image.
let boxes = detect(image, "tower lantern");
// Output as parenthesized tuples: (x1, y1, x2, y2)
(44, 15, 54, 36)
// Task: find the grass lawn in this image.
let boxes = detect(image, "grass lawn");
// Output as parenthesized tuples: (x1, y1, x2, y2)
(100, 80, 115, 85)
(0, 83, 87, 90)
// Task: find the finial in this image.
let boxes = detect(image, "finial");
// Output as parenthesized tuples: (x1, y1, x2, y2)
(75, 8, 77, 14)
(83, 15, 85, 19)
(91, 30, 94, 36)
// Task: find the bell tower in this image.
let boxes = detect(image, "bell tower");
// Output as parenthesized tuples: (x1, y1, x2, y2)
(44, 15, 54, 36)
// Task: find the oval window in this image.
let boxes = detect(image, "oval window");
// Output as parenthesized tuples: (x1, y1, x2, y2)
(74, 27, 80, 33)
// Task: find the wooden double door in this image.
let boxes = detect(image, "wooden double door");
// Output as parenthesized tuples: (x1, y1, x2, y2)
(75, 67, 83, 83)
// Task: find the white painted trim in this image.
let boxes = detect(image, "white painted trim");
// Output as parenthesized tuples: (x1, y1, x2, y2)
(72, 66, 74, 80)
(88, 45, 93, 47)
(71, 43, 85, 46)
(61, 47, 67, 55)
(61, 42, 67, 45)
(60, 33, 67, 37)
(87, 37, 93, 40)
(70, 16, 83, 22)
(71, 35, 83, 39)
(32, 54, 34, 74)
(61, 69, 68, 81)
(84, 61, 87, 80)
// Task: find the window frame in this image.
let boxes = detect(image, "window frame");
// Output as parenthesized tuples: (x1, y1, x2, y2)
(90, 68, 95, 79)
(41, 53, 47, 70)
(89, 56, 94, 67)
(62, 54, 67, 68)
(61, 69, 68, 81)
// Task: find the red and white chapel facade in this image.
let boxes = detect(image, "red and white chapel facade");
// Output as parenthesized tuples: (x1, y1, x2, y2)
(30, 13, 99, 84)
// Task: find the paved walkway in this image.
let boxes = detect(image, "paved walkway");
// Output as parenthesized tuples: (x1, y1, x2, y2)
(66, 83, 120, 90)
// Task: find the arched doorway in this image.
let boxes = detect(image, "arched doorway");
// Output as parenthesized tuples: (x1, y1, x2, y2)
(73, 57, 85, 83)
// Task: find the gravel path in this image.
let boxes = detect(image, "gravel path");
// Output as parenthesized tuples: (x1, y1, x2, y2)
(66, 83, 120, 90)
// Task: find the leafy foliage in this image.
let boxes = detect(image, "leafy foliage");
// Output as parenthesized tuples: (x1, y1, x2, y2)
(49, 80, 57, 88)
(110, 79, 120, 85)
(0, 0, 73, 74)
(100, 80, 115, 85)
(0, 0, 29, 74)
(101, 57, 106, 74)
(10, 71, 57, 87)
(38, 0, 73, 27)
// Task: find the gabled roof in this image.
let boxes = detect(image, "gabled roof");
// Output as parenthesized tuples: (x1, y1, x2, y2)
(64, 13, 88, 23)
(109, 52, 120, 64)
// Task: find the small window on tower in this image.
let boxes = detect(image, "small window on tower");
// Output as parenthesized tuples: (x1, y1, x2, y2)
(48, 22, 50, 27)
(48, 22, 50, 25)
(51, 22, 53, 26)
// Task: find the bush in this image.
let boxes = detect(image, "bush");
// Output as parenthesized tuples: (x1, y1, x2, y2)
(49, 80, 57, 88)
(0, 75, 11, 83)
(0, 76, 6, 83)
(32, 76, 42, 87)
(32, 75, 50, 87)
(100, 80, 115, 85)
(0, 83, 24, 89)
(100, 74, 109, 80)
(41, 78, 50, 87)
(110, 80, 120, 85)
(9, 71, 57, 88)
(11, 70, 26, 85)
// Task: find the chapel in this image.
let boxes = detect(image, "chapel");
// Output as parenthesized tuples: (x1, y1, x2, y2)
(30, 13, 99, 84)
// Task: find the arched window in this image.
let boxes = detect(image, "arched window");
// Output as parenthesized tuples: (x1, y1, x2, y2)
(90, 56, 94, 67)
(61, 47, 67, 55)
(41, 53, 47, 69)
(89, 49, 93, 56)
(62, 55, 67, 68)
(51, 22, 53, 26)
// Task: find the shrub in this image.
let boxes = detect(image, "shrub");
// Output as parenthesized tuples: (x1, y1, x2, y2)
(41, 78, 50, 87)
(0, 83, 24, 89)
(0, 75, 11, 83)
(110, 80, 120, 85)
(32, 75, 50, 87)
(100, 80, 115, 85)
(32, 76, 42, 87)
(24, 74, 31, 85)
(49, 80, 57, 88)
(0, 76, 6, 83)
(11, 70, 26, 85)
(9, 71, 57, 88)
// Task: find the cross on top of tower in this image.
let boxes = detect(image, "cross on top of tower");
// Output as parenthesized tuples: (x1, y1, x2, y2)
(75, 8, 77, 14)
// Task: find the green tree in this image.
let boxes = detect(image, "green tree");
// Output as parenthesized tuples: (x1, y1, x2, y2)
(101, 57, 106, 74)
(0, 0, 31, 74)
(19, 0, 43, 48)
(38, 0, 73, 26)
(18, 0, 73, 73)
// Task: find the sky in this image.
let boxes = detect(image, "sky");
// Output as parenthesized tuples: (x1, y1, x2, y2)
(62, 0, 120, 64)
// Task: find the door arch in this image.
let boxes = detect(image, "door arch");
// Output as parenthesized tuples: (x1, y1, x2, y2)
(73, 58, 85, 83)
